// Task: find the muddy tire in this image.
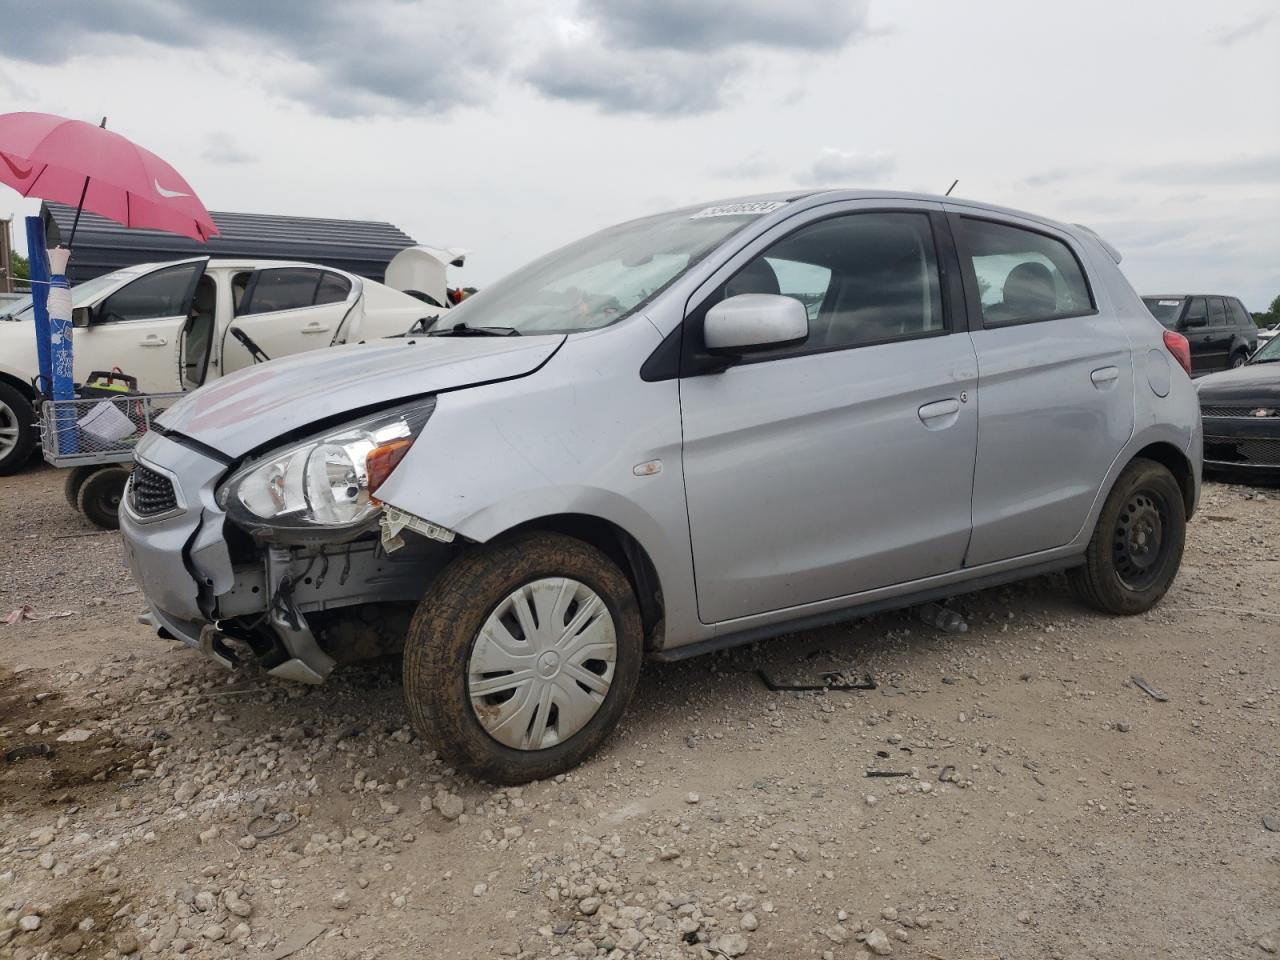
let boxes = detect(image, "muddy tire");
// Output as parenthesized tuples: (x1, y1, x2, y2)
(65, 465, 103, 509)
(76, 466, 130, 530)
(403, 532, 643, 784)
(1068, 458, 1186, 615)
(0, 382, 35, 476)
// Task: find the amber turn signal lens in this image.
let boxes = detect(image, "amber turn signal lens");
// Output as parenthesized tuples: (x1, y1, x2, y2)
(367, 438, 414, 502)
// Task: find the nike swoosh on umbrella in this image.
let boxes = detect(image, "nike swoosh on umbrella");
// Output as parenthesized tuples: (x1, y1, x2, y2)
(0, 111, 218, 243)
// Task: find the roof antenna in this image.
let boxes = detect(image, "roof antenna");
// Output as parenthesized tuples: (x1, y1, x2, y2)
(944, 179, 958, 197)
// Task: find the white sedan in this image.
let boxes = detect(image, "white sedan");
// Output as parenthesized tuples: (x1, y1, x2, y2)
(0, 257, 447, 473)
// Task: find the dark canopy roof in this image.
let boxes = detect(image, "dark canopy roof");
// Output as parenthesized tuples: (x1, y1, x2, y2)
(41, 201, 417, 283)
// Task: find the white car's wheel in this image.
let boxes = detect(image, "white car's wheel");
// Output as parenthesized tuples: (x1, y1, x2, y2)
(0, 383, 35, 476)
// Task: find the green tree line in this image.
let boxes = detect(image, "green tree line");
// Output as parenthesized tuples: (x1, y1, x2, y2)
(1252, 294, 1280, 329)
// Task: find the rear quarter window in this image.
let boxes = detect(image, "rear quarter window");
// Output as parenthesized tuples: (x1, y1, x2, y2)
(1228, 299, 1253, 328)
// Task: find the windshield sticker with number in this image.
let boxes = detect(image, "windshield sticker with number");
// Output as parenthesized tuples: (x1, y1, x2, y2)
(690, 201, 788, 219)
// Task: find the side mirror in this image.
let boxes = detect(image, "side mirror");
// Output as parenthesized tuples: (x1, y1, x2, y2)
(72, 306, 93, 328)
(704, 294, 808, 356)
(1183, 315, 1207, 330)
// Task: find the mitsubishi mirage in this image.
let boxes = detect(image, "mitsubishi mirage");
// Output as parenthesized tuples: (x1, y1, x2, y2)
(119, 191, 1202, 783)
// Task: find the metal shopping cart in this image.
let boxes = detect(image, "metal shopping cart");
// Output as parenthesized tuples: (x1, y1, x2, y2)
(39, 389, 185, 529)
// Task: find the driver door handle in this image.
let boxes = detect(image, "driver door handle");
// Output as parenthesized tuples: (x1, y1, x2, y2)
(302, 322, 330, 334)
(139, 335, 167, 347)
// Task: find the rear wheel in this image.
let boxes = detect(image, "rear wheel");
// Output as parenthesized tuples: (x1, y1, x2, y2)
(1230, 351, 1248, 369)
(403, 532, 643, 784)
(0, 382, 35, 476)
(76, 466, 130, 530)
(1068, 458, 1186, 615)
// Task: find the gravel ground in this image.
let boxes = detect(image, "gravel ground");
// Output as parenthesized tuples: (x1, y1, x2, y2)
(1, 461, 1277, 960)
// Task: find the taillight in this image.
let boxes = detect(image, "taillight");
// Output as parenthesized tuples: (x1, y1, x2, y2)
(1163, 330, 1191, 377)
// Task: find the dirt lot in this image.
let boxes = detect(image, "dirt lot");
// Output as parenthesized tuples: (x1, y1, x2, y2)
(0, 461, 1277, 960)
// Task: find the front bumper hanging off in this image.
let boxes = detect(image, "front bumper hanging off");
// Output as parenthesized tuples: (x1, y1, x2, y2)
(120, 432, 447, 683)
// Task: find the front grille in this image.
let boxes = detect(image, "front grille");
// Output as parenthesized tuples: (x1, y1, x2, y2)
(1203, 435, 1280, 467)
(1201, 405, 1279, 419)
(129, 465, 178, 516)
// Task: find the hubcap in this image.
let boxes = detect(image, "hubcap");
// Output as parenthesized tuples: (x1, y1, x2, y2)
(468, 577, 617, 752)
(1112, 490, 1169, 591)
(0, 399, 19, 460)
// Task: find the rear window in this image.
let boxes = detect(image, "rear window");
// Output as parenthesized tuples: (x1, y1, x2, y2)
(958, 218, 1094, 326)
(242, 269, 322, 315)
(1208, 297, 1228, 327)
(1142, 297, 1185, 328)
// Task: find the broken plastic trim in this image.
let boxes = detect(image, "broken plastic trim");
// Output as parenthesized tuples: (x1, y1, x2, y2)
(379, 505, 457, 553)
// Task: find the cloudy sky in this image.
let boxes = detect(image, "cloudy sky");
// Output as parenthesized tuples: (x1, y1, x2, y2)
(2, 0, 1278, 309)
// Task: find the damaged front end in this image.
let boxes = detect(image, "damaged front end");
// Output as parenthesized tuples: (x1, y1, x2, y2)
(122, 399, 458, 683)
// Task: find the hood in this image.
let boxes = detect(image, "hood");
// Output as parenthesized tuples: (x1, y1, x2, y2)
(158, 334, 564, 457)
(1196, 363, 1280, 403)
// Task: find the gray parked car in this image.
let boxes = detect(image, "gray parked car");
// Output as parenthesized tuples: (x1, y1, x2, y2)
(119, 191, 1202, 783)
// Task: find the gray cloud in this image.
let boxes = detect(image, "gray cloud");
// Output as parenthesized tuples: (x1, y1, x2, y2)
(795, 148, 894, 185)
(1126, 153, 1280, 185)
(525, 46, 735, 115)
(712, 153, 781, 180)
(0, 0, 515, 117)
(581, 0, 871, 52)
(1022, 169, 1073, 188)
(1213, 13, 1272, 46)
(528, 0, 874, 114)
(202, 135, 258, 165)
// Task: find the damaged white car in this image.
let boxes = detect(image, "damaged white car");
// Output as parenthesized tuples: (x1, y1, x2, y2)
(120, 191, 1201, 783)
(0, 248, 463, 474)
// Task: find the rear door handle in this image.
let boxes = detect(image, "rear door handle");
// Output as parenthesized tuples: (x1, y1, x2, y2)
(302, 322, 330, 334)
(1091, 366, 1119, 386)
(918, 398, 960, 423)
(139, 336, 167, 347)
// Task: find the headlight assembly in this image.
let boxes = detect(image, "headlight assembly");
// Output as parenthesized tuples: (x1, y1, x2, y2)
(221, 398, 435, 537)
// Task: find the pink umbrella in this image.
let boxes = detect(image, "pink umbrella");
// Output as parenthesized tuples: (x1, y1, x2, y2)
(0, 111, 218, 245)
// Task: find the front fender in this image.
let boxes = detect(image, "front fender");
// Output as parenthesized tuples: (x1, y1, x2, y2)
(374, 320, 702, 644)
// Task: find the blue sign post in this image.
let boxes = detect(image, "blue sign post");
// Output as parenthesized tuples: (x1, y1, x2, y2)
(46, 246, 77, 454)
(24, 217, 52, 395)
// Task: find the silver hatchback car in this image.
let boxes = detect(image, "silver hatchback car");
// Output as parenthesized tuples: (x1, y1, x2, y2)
(120, 191, 1202, 783)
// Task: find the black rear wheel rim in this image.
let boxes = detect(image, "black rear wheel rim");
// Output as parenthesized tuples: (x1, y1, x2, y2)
(1112, 488, 1171, 591)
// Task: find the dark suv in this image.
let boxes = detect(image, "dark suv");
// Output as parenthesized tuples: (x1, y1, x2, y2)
(1142, 295, 1259, 375)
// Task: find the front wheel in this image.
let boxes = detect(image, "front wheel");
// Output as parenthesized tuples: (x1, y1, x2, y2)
(403, 532, 644, 784)
(1230, 352, 1248, 369)
(1068, 458, 1186, 615)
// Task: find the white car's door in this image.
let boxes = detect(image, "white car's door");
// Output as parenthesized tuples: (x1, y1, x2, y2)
(75, 259, 207, 393)
(220, 267, 356, 375)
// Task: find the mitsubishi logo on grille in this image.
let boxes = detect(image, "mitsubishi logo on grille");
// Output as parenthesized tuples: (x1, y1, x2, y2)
(1252, 408, 1276, 418)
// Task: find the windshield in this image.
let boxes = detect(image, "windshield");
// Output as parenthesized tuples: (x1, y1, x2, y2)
(1142, 297, 1185, 328)
(1252, 334, 1280, 363)
(435, 202, 787, 335)
(0, 268, 146, 321)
